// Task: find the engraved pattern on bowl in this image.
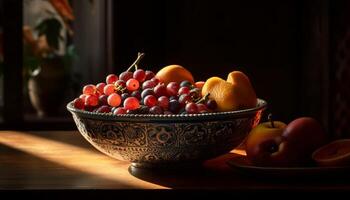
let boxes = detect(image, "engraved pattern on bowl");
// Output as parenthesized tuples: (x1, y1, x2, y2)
(67, 99, 267, 167)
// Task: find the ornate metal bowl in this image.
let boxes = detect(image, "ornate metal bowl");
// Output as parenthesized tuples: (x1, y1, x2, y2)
(67, 99, 267, 169)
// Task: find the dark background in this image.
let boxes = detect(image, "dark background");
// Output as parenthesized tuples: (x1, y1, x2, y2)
(1, 0, 349, 138)
(110, 0, 324, 129)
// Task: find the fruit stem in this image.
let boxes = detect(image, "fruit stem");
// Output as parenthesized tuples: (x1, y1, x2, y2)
(196, 93, 210, 104)
(127, 52, 145, 72)
(268, 113, 275, 128)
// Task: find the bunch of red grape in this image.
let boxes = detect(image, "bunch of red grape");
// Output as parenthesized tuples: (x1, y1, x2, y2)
(72, 55, 217, 115)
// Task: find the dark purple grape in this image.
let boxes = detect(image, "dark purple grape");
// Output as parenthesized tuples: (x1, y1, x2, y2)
(141, 88, 155, 99)
(169, 99, 181, 114)
(149, 106, 163, 114)
(206, 99, 218, 110)
(96, 105, 111, 113)
(121, 93, 130, 102)
(131, 90, 142, 100)
(180, 80, 192, 88)
(98, 94, 108, 105)
(138, 105, 150, 114)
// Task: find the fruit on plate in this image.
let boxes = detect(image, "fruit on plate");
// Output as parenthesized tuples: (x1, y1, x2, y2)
(245, 114, 288, 166)
(246, 115, 329, 167)
(155, 65, 194, 85)
(312, 139, 350, 167)
(72, 53, 215, 115)
(282, 117, 328, 164)
(201, 71, 257, 112)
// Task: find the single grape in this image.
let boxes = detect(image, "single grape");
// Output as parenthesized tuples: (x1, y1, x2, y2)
(197, 103, 208, 113)
(106, 74, 118, 84)
(178, 86, 190, 95)
(79, 94, 87, 102)
(121, 93, 130, 102)
(96, 82, 106, 94)
(96, 105, 112, 113)
(107, 93, 122, 107)
(85, 95, 99, 107)
(114, 80, 126, 88)
(145, 70, 155, 80)
(119, 71, 133, 82)
(103, 84, 116, 96)
(154, 83, 167, 97)
(131, 90, 142, 100)
(138, 105, 150, 114)
(158, 96, 169, 110)
(141, 88, 155, 99)
(98, 94, 108, 105)
(73, 98, 84, 109)
(185, 102, 198, 114)
(123, 97, 140, 110)
(113, 107, 127, 115)
(149, 106, 163, 114)
(133, 69, 146, 83)
(151, 77, 160, 84)
(126, 78, 140, 91)
(169, 99, 181, 114)
(180, 80, 192, 88)
(143, 95, 157, 107)
(206, 99, 218, 110)
(83, 84, 96, 95)
(166, 82, 180, 96)
(142, 80, 157, 90)
(178, 94, 192, 105)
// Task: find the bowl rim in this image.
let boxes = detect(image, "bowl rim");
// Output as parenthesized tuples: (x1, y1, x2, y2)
(67, 98, 267, 122)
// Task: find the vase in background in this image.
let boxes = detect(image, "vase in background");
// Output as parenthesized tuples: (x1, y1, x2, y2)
(28, 57, 68, 117)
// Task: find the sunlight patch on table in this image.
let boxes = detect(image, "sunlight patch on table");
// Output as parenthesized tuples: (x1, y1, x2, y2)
(0, 131, 167, 189)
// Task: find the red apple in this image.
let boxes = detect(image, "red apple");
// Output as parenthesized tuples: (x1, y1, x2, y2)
(281, 117, 329, 165)
(245, 116, 329, 167)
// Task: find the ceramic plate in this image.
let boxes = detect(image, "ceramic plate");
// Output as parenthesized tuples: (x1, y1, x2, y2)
(226, 155, 350, 178)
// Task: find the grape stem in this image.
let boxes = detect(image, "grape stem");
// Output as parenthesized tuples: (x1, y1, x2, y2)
(196, 93, 210, 104)
(268, 113, 275, 128)
(127, 52, 145, 72)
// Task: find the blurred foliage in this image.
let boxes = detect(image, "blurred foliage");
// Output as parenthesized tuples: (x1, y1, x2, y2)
(35, 18, 63, 50)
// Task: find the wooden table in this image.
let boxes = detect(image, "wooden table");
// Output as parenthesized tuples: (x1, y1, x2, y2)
(0, 130, 349, 195)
